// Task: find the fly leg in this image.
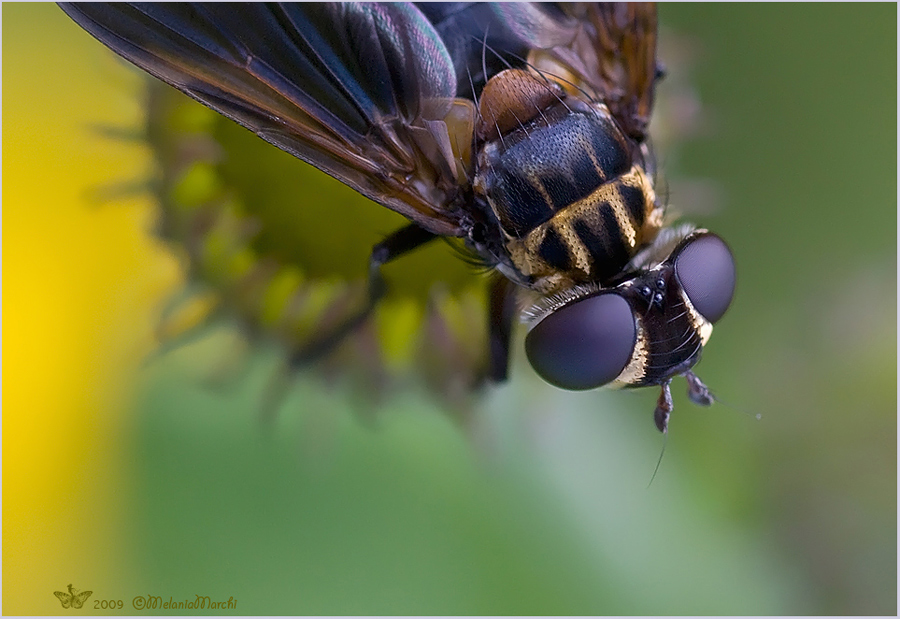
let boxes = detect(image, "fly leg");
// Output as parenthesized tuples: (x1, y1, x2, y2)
(260, 224, 437, 423)
(487, 274, 517, 382)
(289, 223, 437, 366)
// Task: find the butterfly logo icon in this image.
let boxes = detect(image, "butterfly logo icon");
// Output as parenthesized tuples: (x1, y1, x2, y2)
(53, 584, 92, 609)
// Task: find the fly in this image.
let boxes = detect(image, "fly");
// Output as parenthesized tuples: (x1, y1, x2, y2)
(59, 3, 736, 432)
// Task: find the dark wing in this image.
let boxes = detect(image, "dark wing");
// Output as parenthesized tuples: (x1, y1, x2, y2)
(494, 3, 660, 142)
(58, 3, 470, 236)
(413, 3, 571, 99)
(60, 3, 659, 228)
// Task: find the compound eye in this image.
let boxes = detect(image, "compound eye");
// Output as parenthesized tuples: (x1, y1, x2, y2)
(525, 293, 636, 390)
(674, 233, 736, 323)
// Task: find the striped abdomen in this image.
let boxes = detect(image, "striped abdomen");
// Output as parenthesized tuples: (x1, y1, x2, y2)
(474, 99, 662, 293)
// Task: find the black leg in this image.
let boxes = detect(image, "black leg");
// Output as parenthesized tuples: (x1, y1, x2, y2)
(487, 275, 516, 382)
(289, 223, 437, 366)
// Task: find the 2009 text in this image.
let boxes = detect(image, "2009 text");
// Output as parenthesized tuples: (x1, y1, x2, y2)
(94, 599, 124, 610)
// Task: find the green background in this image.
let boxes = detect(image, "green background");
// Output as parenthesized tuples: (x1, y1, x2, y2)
(4, 3, 896, 614)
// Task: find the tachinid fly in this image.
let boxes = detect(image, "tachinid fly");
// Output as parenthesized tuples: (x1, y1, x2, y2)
(59, 3, 736, 432)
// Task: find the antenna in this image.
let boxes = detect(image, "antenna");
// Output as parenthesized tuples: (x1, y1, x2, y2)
(685, 370, 762, 422)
